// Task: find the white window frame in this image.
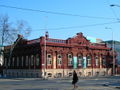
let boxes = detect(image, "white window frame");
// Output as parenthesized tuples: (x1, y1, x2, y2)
(102, 55, 106, 66)
(87, 55, 91, 66)
(47, 54, 52, 65)
(68, 54, 73, 66)
(95, 56, 99, 66)
(57, 54, 62, 65)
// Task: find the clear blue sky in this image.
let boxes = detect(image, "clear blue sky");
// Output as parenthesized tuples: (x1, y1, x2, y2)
(0, 0, 120, 41)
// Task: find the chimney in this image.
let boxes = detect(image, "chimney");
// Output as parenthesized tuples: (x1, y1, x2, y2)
(18, 34, 23, 39)
(45, 31, 49, 39)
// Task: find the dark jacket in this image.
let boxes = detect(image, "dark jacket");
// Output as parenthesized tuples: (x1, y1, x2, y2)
(72, 71, 78, 84)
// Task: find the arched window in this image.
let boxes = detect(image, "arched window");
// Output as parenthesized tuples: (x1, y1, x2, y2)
(26, 56, 28, 66)
(31, 55, 34, 66)
(4, 58, 7, 67)
(36, 54, 40, 66)
(87, 55, 91, 66)
(68, 54, 73, 66)
(17, 57, 19, 67)
(95, 56, 99, 66)
(102, 55, 106, 66)
(47, 54, 52, 65)
(21, 56, 24, 67)
(57, 54, 62, 65)
(12, 57, 15, 67)
(78, 54, 83, 66)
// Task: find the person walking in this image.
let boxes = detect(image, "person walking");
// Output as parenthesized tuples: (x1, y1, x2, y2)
(72, 70, 78, 89)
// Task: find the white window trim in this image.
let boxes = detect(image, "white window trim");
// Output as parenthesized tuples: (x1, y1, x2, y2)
(95, 56, 99, 66)
(68, 54, 73, 66)
(47, 54, 52, 65)
(87, 55, 91, 66)
(57, 54, 62, 65)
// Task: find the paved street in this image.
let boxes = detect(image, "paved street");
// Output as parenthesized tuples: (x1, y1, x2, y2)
(0, 76, 120, 90)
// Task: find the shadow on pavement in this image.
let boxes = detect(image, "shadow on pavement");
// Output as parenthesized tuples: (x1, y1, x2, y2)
(15, 88, 60, 90)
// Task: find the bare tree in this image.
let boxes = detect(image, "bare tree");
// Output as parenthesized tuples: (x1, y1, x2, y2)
(0, 15, 31, 45)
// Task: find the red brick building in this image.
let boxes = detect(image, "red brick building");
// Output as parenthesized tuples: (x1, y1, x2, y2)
(3, 32, 117, 78)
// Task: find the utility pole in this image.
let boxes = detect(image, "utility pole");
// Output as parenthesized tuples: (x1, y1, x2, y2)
(105, 27, 115, 75)
(43, 16, 48, 79)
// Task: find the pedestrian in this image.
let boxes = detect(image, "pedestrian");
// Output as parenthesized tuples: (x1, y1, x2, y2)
(72, 70, 78, 89)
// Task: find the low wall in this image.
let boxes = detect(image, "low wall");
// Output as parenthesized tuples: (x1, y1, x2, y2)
(3, 68, 112, 78)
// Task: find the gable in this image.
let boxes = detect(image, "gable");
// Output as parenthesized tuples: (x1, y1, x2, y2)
(67, 32, 91, 45)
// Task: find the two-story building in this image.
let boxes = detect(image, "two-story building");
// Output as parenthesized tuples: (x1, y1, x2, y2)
(3, 32, 117, 78)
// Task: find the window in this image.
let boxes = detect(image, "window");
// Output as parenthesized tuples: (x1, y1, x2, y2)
(36, 54, 40, 66)
(31, 55, 34, 66)
(21, 56, 24, 67)
(12, 57, 15, 67)
(57, 54, 62, 65)
(68, 54, 73, 66)
(95, 56, 99, 66)
(4, 58, 7, 67)
(87, 55, 91, 66)
(26, 56, 28, 66)
(102, 56, 106, 66)
(17, 57, 19, 67)
(47, 54, 52, 65)
(78, 55, 83, 66)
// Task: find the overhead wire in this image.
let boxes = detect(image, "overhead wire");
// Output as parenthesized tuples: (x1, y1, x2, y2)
(32, 21, 120, 31)
(0, 4, 117, 20)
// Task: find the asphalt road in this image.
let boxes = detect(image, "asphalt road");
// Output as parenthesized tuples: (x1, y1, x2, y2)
(0, 76, 120, 90)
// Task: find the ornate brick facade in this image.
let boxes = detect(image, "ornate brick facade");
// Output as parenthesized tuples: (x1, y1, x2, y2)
(3, 32, 117, 78)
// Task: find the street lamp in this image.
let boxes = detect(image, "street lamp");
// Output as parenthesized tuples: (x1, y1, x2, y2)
(105, 27, 115, 75)
(110, 4, 120, 7)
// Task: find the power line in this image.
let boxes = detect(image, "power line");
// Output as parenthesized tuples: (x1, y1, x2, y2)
(33, 21, 120, 31)
(0, 4, 117, 20)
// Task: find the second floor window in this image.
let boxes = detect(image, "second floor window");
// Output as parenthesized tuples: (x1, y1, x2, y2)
(36, 54, 40, 66)
(12, 57, 15, 67)
(95, 56, 99, 66)
(68, 54, 73, 66)
(78, 55, 83, 66)
(17, 57, 19, 67)
(57, 54, 62, 65)
(31, 55, 34, 66)
(26, 56, 29, 66)
(87, 55, 91, 66)
(47, 54, 52, 65)
(21, 56, 24, 67)
(102, 55, 106, 66)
